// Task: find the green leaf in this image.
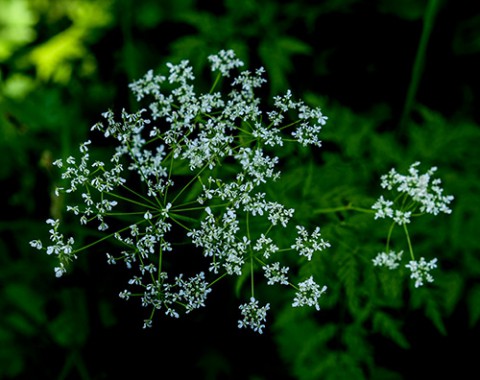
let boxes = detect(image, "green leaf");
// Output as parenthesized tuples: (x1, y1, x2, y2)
(3, 283, 46, 325)
(424, 296, 447, 336)
(439, 272, 464, 316)
(235, 265, 251, 298)
(48, 289, 89, 348)
(467, 284, 480, 327)
(373, 311, 410, 349)
(0, 0, 37, 61)
(335, 248, 360, 315)
(411, 288, 447, 335)
(277, 36, 312, 55)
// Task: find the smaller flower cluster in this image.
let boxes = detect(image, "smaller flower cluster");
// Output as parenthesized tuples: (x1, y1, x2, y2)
(119, 271, 212, 324)
(30, 219, 75, 278)
(372, 250, 403, 270)
(405, 257, 438, 288)
(373, 162, 454, 223)
(371, 162, 452, 288)
(372, 251, 438, 288)
(291, 226, 331, 261)
(238, 297, 270, 334)
(292, 276, 327, 311)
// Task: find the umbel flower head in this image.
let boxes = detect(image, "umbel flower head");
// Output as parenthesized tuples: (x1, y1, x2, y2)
(372, 162, 454, 224)
(371, 162, 453, 288)
(31, 49, 330, 333)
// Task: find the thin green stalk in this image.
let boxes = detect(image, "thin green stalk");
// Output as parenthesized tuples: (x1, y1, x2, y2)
(246, 211, 255, 298)
(157, 244, 163, 280)
(403, 222, 415, 261)
(208, 272, 228, 288)
(105, 190, 156, 209)
(385, 221, 396, 252)
(72, 219, 147, 255)
(170, 162, 210, 205)
(400, 0, 441, 128)
(209, 72, 222, 94)
(250, 255, 255, 298)
(313, 204, 375, 214)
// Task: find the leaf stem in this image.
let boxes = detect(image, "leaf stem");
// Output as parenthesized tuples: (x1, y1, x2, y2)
(313, 204, 375, 214)
(403, 223, 415, 261)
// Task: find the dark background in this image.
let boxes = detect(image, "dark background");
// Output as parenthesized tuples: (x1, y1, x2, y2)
(1, 0, 479, 378)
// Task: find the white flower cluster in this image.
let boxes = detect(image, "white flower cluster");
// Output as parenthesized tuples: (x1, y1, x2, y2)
(31, 50, 330, 332)
(238, 297, 270, 334)
(291, 225, 331, 261)
(263, 262, 289, 285)
(30, 219, 75, 278)
(372, 250, 403, 270)
(292, 276, 327, 311)
(372, 162, 454, 224)
(373, 251, 438, 287)
(405, 257, 438, 288)
(120, 271, 212, 322)
(371, 162, 453, 288)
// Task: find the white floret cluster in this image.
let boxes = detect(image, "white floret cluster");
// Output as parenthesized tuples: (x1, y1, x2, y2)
(405, 257, 438, 288)
(31, 50, 330, 333)
(371, 162, 453, 288)
(372, 162, 454, 223)
(372, 250, 403, 270)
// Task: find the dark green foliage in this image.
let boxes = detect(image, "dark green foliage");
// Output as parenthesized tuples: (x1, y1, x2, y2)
(1, 0, 479, 378)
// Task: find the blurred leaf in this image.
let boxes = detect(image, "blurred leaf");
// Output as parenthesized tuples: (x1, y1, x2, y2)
(0, 329, 24, 377)
(5, 312, 37, 336)
(29, 27, 91, 83)
(453, 14, 480, 55)
(27, 0, 112, 83)
(98, 299, 116, 327)
(259, 36, 311, 94)
(377, 0, 429, 20)
(335, 247, 360, 315)
(135, 1, 166, 28)
(3, 282, 46, 324)
(410, 288, 447, 335)
(197, 349, 232, 380)
(467, 285, 480, 327)
(48, 288, 89, 348)
(370, 367, 404, 380)
(2, 73, 36, 100)
(438, 272, 463, 316)
(0, 0, 37, 61)
(373, 311, 410, 349)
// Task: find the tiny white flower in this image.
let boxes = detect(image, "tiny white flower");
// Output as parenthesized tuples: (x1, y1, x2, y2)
(54, 264, 66, 278)
(29, 240, 43, 250)
(53, 159, 63, 168)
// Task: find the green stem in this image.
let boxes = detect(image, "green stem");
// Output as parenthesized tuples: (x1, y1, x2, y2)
(170, 162, 210, 205)
(246, 211, 255, 298)
(209, 72, 222, 94)
(385, 221, 396, 252)
(208, 272, 228, 288)
(72, 219, 147, 255)
(105, 190, 156, 209)
(400, 0, 440, 128)
(313, 204, 375, 214)
(403, 222, 415, 261)
(157, 244, 163, 280)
